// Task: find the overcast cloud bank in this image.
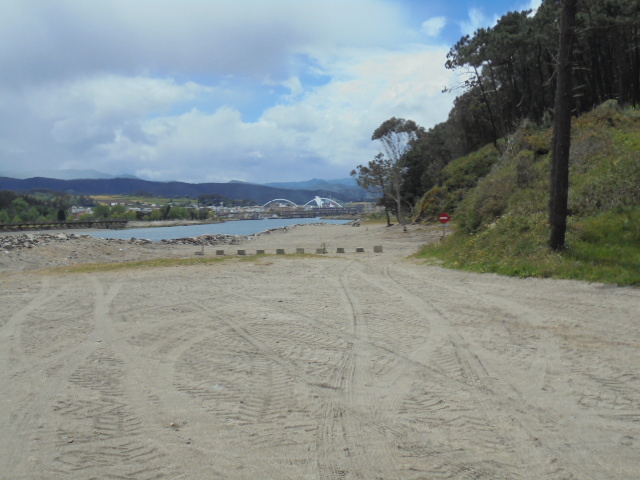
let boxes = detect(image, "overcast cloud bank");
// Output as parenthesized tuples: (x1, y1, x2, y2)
(0, 0, 541, 184)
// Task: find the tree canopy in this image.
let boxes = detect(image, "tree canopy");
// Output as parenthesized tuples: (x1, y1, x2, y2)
(360, 0, 640, 227)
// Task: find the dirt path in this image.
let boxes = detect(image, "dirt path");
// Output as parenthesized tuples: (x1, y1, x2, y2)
(1, 223, 638, 479)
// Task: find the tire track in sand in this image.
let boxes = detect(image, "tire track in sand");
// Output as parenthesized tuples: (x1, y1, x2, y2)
(337, 263, 516, 479)
(35, 277, 185, 479)
(391, 265, 639, 479)
(167, 261, 402, 479)
(0, 277, 98, 477)
(315, 262, 401, 480)
(379, 263, 606, 479)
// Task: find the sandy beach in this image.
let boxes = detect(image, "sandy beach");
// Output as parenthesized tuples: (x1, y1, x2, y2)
(1, 222, 639, 479)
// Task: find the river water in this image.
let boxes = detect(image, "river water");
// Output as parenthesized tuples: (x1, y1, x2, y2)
(79, 218, 351, 242)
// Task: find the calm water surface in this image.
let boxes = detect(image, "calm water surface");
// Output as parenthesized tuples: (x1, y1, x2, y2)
(80, 218, 351, 242)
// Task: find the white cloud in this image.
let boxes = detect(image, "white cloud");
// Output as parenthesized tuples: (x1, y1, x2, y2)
(126, 46, 456, 183)
(460, 8, 489, 36)
(61, 44, 458, 184)
(38, 76, 208, 145)
(0, 0, 407, 87)
(421, 17, 447, 37)
(0, 0, 461, 183)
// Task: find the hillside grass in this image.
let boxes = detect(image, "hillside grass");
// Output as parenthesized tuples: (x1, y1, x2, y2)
(417, 102, 640, 286)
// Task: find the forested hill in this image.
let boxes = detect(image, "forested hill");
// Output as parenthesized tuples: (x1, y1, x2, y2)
(416, 101, 640, 285)
(0, 177, 370, 205)
(398, 0, 640, 209)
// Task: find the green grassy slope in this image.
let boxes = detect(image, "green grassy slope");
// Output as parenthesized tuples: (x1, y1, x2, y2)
(417, 101, 640, 286)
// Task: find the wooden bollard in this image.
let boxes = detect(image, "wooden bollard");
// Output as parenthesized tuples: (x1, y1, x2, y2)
(373, 245, 383, 253)
(336, 247, 345, 253)
(356, 247, 365, 253)
(237, 249, 246, 255)
(216, 250, 225, 256)
(276, 249, 285, 255)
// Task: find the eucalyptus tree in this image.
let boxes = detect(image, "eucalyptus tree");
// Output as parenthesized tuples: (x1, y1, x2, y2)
(351, 153, 394, 226)
(402, 121, 457, 203)
(371, 117, 423, 232)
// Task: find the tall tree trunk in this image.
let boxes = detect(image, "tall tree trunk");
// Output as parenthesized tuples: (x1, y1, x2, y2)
(396, 197, 406, 231)
(474, 66, 502, 153)
(380, 193, 392, 226)
(634, 29, 640, 106)
(550, 0, 578, 251)
(392, 177, 407, 232)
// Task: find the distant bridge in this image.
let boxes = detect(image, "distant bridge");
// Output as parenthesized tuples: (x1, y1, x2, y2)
(261, 197, 363, 218)
(262, 198, 299, 208)
(303, 196, 344, 208)
(263, 196, 344, 208)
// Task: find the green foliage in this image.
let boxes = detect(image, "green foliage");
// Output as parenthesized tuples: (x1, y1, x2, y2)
(569, 105, 640, 215)
(412, 187, 454, 223)
(92, 204, 111, 219)
(198, 193, 228, 206)
(441, 143, 501, 191)
(440, 0, 640, 168)
(167, 206, 189, 220)
(417, 104, 640, 286)
(373, 1, 640, 227)
(564, 208, 640, 284)
(413, 143, 501, 223)
(148, 209, 164, 221)
(0, 190, 74, 224)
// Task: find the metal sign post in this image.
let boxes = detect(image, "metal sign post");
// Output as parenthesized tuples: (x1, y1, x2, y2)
(439, 212, 451, 240)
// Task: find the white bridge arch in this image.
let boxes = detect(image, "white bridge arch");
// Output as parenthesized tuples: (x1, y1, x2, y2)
(262, 198, 298, 207)
(263, 196, 343, 208)
(303, 196, 343, 208)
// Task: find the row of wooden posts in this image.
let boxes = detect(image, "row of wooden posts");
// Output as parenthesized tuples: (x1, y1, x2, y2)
(195, 246, 383, 256)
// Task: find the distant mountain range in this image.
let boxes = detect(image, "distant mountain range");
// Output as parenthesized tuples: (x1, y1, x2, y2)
(0, 175, 376, 205)
(0, 169, 140, 181)
(264, 178, 364, 196)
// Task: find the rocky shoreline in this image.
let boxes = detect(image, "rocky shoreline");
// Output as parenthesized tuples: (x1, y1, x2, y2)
(0, 224, 326, 273)
(0, 231, 245, 251)
(0, 222, 326, 253)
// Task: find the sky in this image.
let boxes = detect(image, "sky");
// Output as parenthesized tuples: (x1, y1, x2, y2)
(0, 0, 542, 184)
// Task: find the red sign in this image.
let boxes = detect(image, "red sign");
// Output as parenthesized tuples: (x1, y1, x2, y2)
(439, 212, 451, 224)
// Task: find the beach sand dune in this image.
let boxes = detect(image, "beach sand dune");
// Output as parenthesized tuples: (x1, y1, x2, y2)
(1, 223, 638, 479)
